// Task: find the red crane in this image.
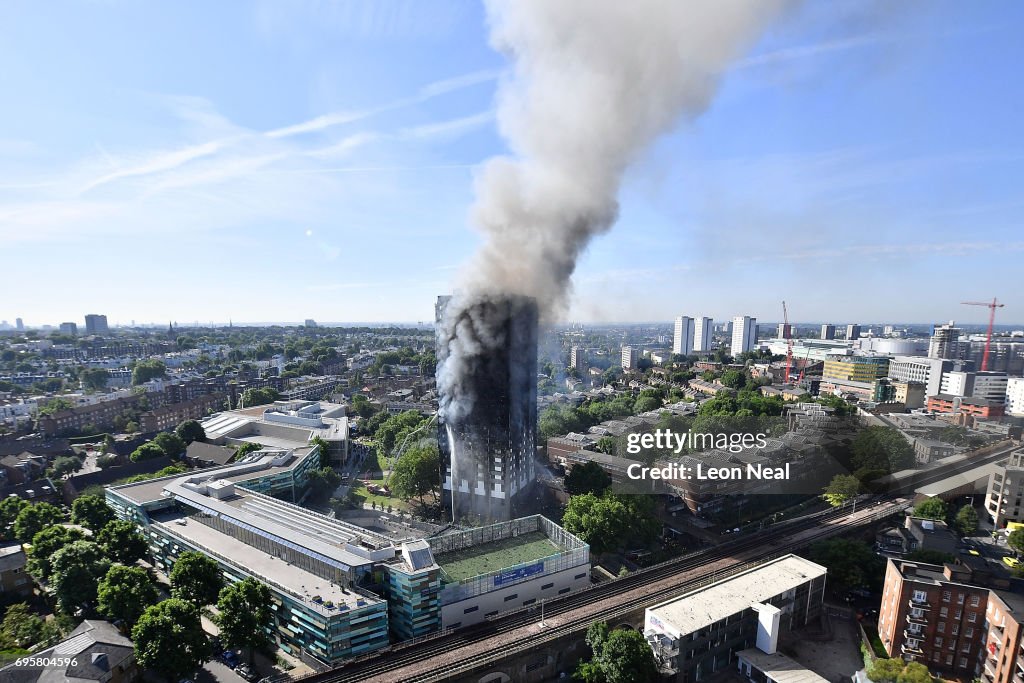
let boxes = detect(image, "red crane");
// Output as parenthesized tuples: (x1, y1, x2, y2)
(961, 297, 1004, 371)
(782, 300, 794, 384)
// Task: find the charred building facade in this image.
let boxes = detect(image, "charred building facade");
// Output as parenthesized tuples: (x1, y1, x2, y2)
(436, 294, 538, 523)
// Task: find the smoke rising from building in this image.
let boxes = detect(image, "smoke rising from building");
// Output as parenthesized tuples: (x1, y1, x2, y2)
(437, 1, 790, 519)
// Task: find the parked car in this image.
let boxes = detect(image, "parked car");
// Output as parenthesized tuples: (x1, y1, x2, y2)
(235, 664, 258, 682)
(1003, 556, 1020, 568)
(220, 651, 240, 669)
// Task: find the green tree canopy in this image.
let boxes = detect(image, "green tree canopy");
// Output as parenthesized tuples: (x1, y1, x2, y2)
(0, 603, 56, 650)
(50, 540, 111, 613)
(306, 467, 342, 503)
(239, 387, 280, 407)
(97, 519, 150, 565)
(97, 565, 159, 625)
(79, 367, 109, 391)
(50, 456, 82, 478)
(14, 503, 64, 544)
(0, 497, 29, 540)
(851, 426, 915, 473)
(564, 462, 613, 496)
(131, 359, 167, 385)
(175, 419, 206, 445)
(27, 525, 86, 581)
(70, 494, 116, 532)
(954, 506, 978, 536)
(822, 474, 860, 508)
(214, 578, 274, 663)
(152, 431, 186, 458)
(1008, 529, 1024, 555)
(129, 442, 165, 462)
(809, 538, 884, 590)
(169, 551, 224, 607)
(562, 493, 658, 555)
(599, 629, 659, 683)
(912, 498, 948, 521)
(132, 599, 211, 682)
(867, 657, 904, 683)
(390, 442, 441, 500)
(897, 661, 934, 683)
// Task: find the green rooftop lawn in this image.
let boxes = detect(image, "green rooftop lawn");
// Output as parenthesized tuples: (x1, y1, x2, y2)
(436, 531, 562, 583)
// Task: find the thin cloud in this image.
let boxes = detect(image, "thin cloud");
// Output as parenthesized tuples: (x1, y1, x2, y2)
(735, 33, 888, 69)
(265, 69, 498, 139)
(402, 111, 493, 139)
(78, 139, 229, 194)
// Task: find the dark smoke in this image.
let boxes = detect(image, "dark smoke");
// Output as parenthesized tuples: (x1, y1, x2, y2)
(438, 1, 792, 516)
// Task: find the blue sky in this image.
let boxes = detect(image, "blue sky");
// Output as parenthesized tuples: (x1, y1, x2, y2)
(1, 1, 1021, 327)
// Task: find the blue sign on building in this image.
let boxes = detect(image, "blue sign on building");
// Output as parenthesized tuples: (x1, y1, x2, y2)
(494, 561, 544, 587)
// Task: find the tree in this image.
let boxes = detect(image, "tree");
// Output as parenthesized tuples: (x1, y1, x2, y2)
(0, 497, 29, 540)
(897, 661, 934, 683)
(596, 436, 616, 455)
(311, 436, 332, 468)
(599, 629, 659, 683)
(234, 441, 262, 459)
(1008, 529, 1024, 556)
(50, 540, 111, 613)
(175, 420, 206, 445)
(0, 603, 55, 650)
(214, 578, 273, 663)
(239, 387, 279, 407)
(27, 525, 86, 581)
(867, 658, 904, 683)
(129, 442, 165, 462)
(954, 505, 979, 537)
(132, 599, 211, 682)
(851, 426, 914, 473)
(564, 462, 613, 496)
(912, 498, 947, 521)
(390, 442, 441, 500)
(131, 359, 167, 385)
(306, 467, 342, 503)
(14, 503, 64, 543)
(809, 538, 884, 590)
(79, 367, 109, 391)
(70, 494, 116, 532)
(822, 474, 860, 508)
(97, 565, 159, 625)
(562, 493, 658, 555)
(97, 520, 150, 565)
(633, 395, 662, 413)
(906, 549, 955, 565)
(50, 456, 82, 478)
(170, 551, 224, 606)
(152, 432, 186, 458)
(720, 369, 746, 390)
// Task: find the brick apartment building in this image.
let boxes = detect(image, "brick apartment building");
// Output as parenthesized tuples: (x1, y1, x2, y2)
(926, 395, 1006, 419)
(879, 559, 1024, 682)
(878, 560, 990, 679)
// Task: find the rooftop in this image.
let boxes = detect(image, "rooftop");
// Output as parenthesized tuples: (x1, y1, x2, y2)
(647, 555, 826, 637)
(152, 511, 376, 613)
(435, 530, 561, 583)
(737, 649, 829, 683)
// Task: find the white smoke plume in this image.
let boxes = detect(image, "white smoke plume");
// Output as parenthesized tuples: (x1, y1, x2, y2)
(437, 1, 792, 504)
(458, 0, 792, 312)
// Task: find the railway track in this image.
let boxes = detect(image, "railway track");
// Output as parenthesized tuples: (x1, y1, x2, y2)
(304, 497, 908, 683)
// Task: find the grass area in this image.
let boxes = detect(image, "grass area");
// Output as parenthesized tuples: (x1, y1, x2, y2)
(346, 478, 411, 512)
(862, 623, 888, 659)
(435, 531, 561, 582)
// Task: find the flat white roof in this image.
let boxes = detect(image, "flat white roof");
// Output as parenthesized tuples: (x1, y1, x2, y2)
(646, 555, 826, 638)
(738, 649, 829, 683)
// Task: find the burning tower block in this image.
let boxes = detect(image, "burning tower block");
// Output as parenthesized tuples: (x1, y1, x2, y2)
(436, 294, 539, 523)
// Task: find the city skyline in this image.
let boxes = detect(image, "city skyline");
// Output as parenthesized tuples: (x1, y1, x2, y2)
(2, 2, 1022, 324)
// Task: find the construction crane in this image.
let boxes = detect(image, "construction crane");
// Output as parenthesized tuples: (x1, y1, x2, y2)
(782, 300, 794, 384)
(797, 346, 812, 382)
(961, 297, 1004, 371)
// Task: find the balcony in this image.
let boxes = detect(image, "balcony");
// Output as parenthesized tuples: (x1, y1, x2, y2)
(902, 643, 924, 656)
(904, 629, 925, 641)
(909, 597, 932, 610)
(907, 613, 928, 626)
